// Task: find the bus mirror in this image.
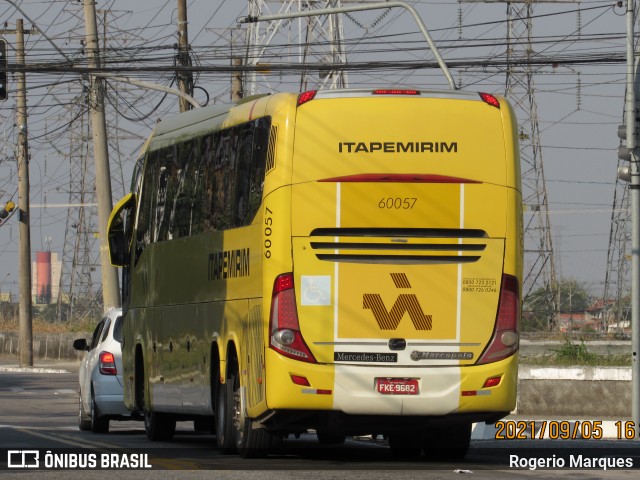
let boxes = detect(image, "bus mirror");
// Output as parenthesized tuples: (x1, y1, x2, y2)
(108, 193, 135, 267)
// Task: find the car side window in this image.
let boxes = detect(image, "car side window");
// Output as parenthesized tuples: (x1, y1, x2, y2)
(100, 318, 111, 343)
(89, 320, 105, 351)
(112, 316, 123, 343)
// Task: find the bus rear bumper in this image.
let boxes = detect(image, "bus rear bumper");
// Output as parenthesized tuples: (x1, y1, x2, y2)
(264, 354, 518, 417)
(255, 409, 509, 436)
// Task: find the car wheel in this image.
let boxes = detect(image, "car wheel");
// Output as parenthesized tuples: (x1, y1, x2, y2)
(90, 389, 109, 433)
(78, 392, 91, 431)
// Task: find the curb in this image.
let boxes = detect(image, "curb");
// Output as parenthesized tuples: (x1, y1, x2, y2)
(0, 365, 72, 374)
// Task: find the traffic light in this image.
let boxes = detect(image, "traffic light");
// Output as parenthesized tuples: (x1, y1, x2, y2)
(618, 121, 638, 182)
(0, 38, 7, 101)
(617, 123, 635, 162)
(0, 201, 15, 221)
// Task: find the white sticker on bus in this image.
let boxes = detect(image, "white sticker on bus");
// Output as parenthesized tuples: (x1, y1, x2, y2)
(301, 276, 331, 306)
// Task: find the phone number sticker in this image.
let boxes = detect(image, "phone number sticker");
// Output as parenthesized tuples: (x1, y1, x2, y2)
(463, 277, 497, 293)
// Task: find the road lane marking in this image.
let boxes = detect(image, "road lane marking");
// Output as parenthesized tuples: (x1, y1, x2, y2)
(7, 426, 118, 449)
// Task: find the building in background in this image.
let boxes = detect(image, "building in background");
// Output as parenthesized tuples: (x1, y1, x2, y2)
(31, 252, 62, 304)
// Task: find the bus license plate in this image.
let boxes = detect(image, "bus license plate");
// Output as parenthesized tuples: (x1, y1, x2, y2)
(376, 378, 419, 395)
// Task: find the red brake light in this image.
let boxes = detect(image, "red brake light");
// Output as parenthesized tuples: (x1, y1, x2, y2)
(477, 274, 519, 365)
(297, 90, 317, 106)
(290, 374, 311, 386)
(99, 351, 117, 375)
(269, 273, 316, 363)
(372, 89, 420, 95)
(479, 92, 501, 109)
(483, 376, 503, 388)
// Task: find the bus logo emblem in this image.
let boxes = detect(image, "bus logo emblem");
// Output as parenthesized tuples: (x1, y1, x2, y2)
(363, 273, 433, 330)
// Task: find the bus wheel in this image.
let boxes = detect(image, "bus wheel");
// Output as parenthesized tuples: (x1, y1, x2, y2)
(218, 366, 280, 458)
(423, 424, 471, 460)
(216, 371, 238, 454)
(194, 417, 214, 433)
(388, 432, 423, 458)
(316, 431, 346, 445)
(236, 416, 282, 459)
(144, 410, 176, 441)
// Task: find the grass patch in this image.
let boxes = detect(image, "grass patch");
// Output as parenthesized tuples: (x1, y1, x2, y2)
(521, 336, 631, 367)
(0, 317, 94, 334)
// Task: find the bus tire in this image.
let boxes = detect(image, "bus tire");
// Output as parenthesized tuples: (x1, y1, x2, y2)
(237, 423, 281, 459)
(144, 410, 176, 441)
(218, 364, 280, 458)
(388, 431, 423, 458)
(134, 346, 145, 413)
(194, 417, 214, 433)
(216, 371, 238, 454)
(316, 431, 346, 445)
(423, 423, 471, 460)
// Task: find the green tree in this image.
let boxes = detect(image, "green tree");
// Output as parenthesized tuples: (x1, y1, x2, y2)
(523, 278, 593, 332)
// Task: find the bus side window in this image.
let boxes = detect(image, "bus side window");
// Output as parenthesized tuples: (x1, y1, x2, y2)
(212, 130, 234, 230)
(231, 117, 271, 227)
(135, 151, 159, 264)
(189, 137, 206, 236)
(167, 141, 192, 239)
(233, 123, 254, 226)
(248, 117, 270, 222)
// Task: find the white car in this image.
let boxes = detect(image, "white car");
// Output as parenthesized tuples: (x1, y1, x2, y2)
(73, 308, 136, 432)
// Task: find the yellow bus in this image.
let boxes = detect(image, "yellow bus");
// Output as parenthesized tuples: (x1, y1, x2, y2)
(108, 88, 522, 459)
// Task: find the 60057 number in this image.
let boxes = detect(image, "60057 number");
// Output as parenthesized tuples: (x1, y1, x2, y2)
(264, 207, 273, 258)
(378, 197, 417, 209)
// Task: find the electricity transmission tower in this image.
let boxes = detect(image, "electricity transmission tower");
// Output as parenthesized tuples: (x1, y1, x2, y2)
(504, 1, 557, 330)
(603, 125, 631, 332)
(460, 0, 565, 329)
(56, 9, 128, 322)
(56, 104, 102, 322)
(245, 0, 350, 95)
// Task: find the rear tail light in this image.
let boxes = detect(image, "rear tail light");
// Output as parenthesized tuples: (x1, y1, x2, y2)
(99, 351, 117, 375)
(297, 90, 317, 107)
(479, 92, 501, 109)
(269, 273, 316, 363)
(477, 274, 519, 365)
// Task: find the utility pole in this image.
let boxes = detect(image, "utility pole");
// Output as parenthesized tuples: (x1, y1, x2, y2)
(16, 19, 32, 367)
(231, 57, 243, 102)
(82, 0, 120, 311)
(623, 0, 640, 439)
(177, 0, 194, 112)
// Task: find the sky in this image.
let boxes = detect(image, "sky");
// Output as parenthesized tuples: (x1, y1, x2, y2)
(0, 0, 630, 305)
